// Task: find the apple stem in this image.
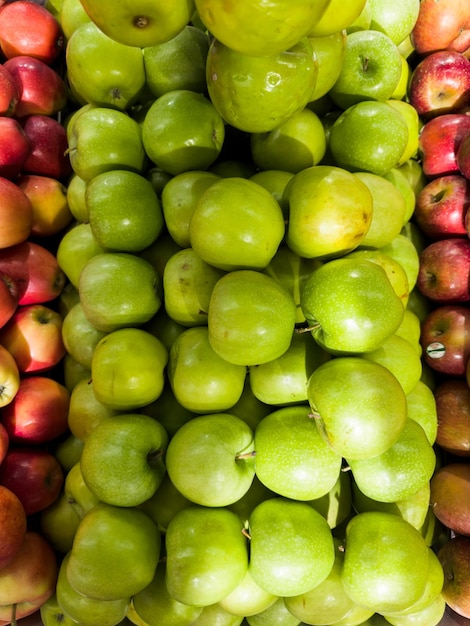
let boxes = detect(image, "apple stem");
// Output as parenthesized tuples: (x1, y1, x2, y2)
(147, 448, 165, 467)
(362, 55, 370, 71)
(11, 604, 17, 626)
(308, 410, 321, 420)
(198, 309, 208, 316)
(242, 521, 252, 540)
(235, 450, 256, 460)
(295, 323, 321, 334)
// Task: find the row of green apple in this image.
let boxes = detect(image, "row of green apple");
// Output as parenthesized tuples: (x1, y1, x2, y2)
(25, 0, 470, 625)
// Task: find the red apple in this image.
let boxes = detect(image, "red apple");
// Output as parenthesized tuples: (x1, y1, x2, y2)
(456, 132, 470, 180)
(0, 0, 64, 65)
(0, 272, 18, 329)
(0, 485, 27, 570)
(0, 343, 20, 409)
(0, 63, 19, 116)
(3, 56, 67, 118)
(0, 423, 8, 464)
(1, 375, 70, 445)
(21, 114, 72, 181)
(0, 304, 66, 374)
(0, 176, 32, 249)
(17, 174, 73, 238)
(414, 174, 470, 240)
(418, 113, 470, 178)
(0, 447, 64, 515)
(0, 241, 66, 305)
(435, 378, 470, 457)
(431, 463, 470, 536)
(0, 531, 58, 623)
(417, 238, 470, 303)
(0, 116, 31, 180)
(411, 0, 470, 56)
(420, 304, 470, 376)
(439, 535, 470, 620)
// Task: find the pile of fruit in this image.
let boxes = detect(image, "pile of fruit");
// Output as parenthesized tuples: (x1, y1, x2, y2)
(0, 0, 470, 624)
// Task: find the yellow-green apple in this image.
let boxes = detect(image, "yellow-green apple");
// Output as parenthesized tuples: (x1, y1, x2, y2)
(1, 375, 70, 445)
(0, 304, 65, 373)
(17, 174, 72, 238)
(418, 114, 470, 178)
(414, 175, 470, 240)
(0, 272, 18, 329)
(0, 0, 65, 64)
(56, 222, 106, 290)
(367, 0, 420, 46)
(64, 460, 100, 519)
(411, 0, 470, 55)
(420, 304, 470, 376)
(39, 489, 81, 554)
(0, 176, 32, 249)
(0, 343, 20, 408)
(21, 114, 72, 181)
(438, 535, 470, 619)
(417, 238, 470, 303)
(3, 55, 67, 118)
(435, 379, 470, 457)
(218, 568, 278, 618)
(59, 0, 91, 39)
(308, 0, 367, 37)
(0, 117, 31, 179)
(53, 433, 84, 473)
(408, 50, 470, 119)
(0, 241, 66, 305)
(431, 463, 470, 536)
(0, 531, 58, 624)
(40, 592, 82, 626)
(406, 380, 438, 445)
(61, 301, 107, 370)
(386, 99, 420, 166)
(308, 30, 347, 102)
(65, 173, 88, 222)
(0, 63, 19, 116)
(0, 486, 27, 570)
(0, 447, 64, 515)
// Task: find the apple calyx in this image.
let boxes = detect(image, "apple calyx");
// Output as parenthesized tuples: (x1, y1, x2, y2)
(134, 16, 150, 29)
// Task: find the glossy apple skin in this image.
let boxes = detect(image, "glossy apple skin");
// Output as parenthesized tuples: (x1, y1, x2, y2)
(0, 116, 31, 179)
(0, 485, 27, 571)
(414, 175, 470, 240)
(439, 535, 470, 620)
(0, 447, 64, 515)
(0, 531, 58, 623)
(418, 114, 470, 178)
(431, 463, 470, 536)
(456, 133, 470, 180)
(435, 379, 470, 456)
(417, 238, 470, 303)
(420, 305, 470, 376)
(0, 272, 18, 329)
(17, 174, 73, 238)
(0, 241, 66, 305)
(0, 424, 8, 465)
(0, 304, 66, 374)
(411, 0, 470, 55)
(0, 63, 18, 116)
(0, 343, 20, 409)
(0, 176, 32, 249)
(1, 375, 70, 445)
(21, 114, 72, 181)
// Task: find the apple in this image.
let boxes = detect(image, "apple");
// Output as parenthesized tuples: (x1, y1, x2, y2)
(0, 532, 58, 624)
(3, 55, 67, 118)
(0, 272, 18, 330)
(0, 0, 65, 64)
(40, 592, 82, 626)
(420, 304, 470, 376)
(431, 463, 470, 536)
(367, 0, 421, 46)
(65, 172, 88, 223)
(408, 50, 470, 119)
(0, 63, 19, 116)
(0, 116, 31, 179)
(0, 343, 20, 409)
(0, 176, 32, 249)
(0, 303, 66, 374)
(411, 0, 470, 55)
(0, 447, 64, 515)
(58, 0, 92, 40)
(308, 30, 347, 102)
(21, 114, 73, 181)
(0, 485, 27, 570)
(414, 174, 470, 240)
(61, 301, 108, 371)
(0, 424, 8, 465)
(1, 375, 70, 445)
(39, 489, 81, 555)
(17, 174, 72, 238)
(308, 0, 367, 37)
(439, 535, 470, 619)
(56, 222, 107, 290)
(406, 380, 439, 446)
(456, 131, 470, 180)
(0, 240, 66, 305)
(418, 113, 470, 179)
(435, 379, 470, 456)
(417, 238, 470, 303)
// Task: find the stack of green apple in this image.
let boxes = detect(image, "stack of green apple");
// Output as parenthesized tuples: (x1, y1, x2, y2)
(35, 0, 455, 625)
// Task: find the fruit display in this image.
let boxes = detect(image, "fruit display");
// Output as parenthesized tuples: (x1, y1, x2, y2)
(0, 0, 470, 625)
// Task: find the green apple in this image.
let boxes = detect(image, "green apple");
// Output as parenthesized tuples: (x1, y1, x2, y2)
(406, 380, 438, 445)
(160, 170, 220, 248)
(383, 166, 416, 225)
(228, 381, 272, 433)
(80, 413, 168, 507)
(249, 170, 294, 217)
(67, 106, 147, 182)
(253, 405, 342, 501)
(309, 0, 368, 36)
(40, 592, 80, 626)
(79, 252, 161, 332)
(368, 0, 421, 45)
(341, 511, 430, 614)
(86, 170, 164, 252)
(246, 597, 301, 626)
(190, 603, 244, 626)
(300, 257, 405, 354)
(59, 284, 80, 319)
(138, 232, 182, 282)
(139, 382, 194, 439)
(384, 594, 446, 626)
(307, 357, 407, 460)
(347, 0, 372, 32)
(53, 434, 84, 473)
(285, 164, 373, 259)
(309, 30, 347, 101)
(387, 100, 420, 165)
(308, 470, 353, 530)
(143, 25, 209, 98)
(397, 158, 427, 197)
(39, 490, 81, 554)
(132, 561, 203, 626)
(329, 100, 409, 176)
(62, 302, 108, 370)
(141, 90, 225, 175)
(63, 354, 90, 392)
(78, 0, 195, 47)
(66, 22, 145, 110)
(64, 461, 101, 519)
(67, 502, 161, 600)
(189, 177, 285, 271)
(165, 412, 255, 507)
(56, 222, 107, 289)
(163, 247, 226, 326)
(218, 569, 277, 618)
(390, 54, 410, 101)
(91, 328, 168, 410)
(138, 471, 192, 533)
(59, 0, 91, 39)
(57, 553, 129, 626)
(168, 326, 247, 413)
(250, 108, 327, 174)
(66, 173, 88, 222)
(165, 505, 248, 606)
(208, 270, 297, 366)
(142, 306, 186, 353)
(395, 308, 422, 355)
(329, 30, 403, 110)
(380, 233, 420, 292)
(332, 604, 376, 626)
(206, 37, 317, 133)
(227, 474, 276, 526)
(248, 496, 335, 597)
(354, 171, 407, 248)
(249, 330, 330, 406)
